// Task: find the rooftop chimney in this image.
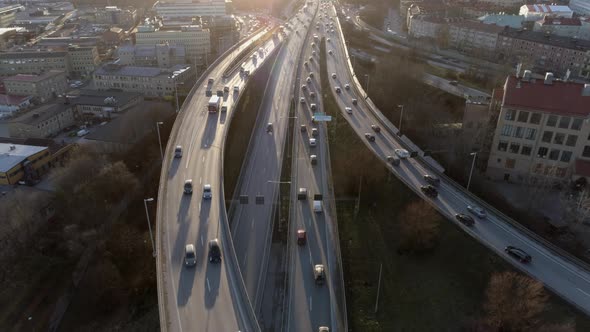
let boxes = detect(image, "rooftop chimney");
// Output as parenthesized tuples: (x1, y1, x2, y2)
(522, 70, 532, 82)
(544, 72, 554, 85)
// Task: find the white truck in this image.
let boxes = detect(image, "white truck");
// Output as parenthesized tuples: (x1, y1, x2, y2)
(208, 95, 221, 113)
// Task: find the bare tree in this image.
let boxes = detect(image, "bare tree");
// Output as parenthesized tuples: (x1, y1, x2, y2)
(484, 271, 549, 331)
(537, 322, 575, 332)
(398, 201, 440, 253)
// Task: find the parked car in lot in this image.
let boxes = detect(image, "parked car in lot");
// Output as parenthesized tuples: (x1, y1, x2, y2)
(395, 148, 410, 159)
(467, 205, 486, 218)
(420, 185, 438, 198)
(455, 213, 475, 227)
(423, 174, 440, 186)
(505, 246, 532, 263)
(364, 133, 375, 142)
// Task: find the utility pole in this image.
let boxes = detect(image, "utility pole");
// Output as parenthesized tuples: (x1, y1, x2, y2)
(467, 152, 477, 192)
(354, 175, 362, 220)
(397, 104, 404, 135)
(375, 262, 383, 314)
(143, 198, 156, 257)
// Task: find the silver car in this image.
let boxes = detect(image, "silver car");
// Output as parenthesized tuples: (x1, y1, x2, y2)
(467, 205, 486, 219)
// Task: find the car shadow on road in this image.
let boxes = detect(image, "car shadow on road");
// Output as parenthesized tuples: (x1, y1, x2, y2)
(203, 258, 221, 309)
(201, 114, 219, 149)
(168, 157, 181, 179)
(177, 194, 192, 223)
(176, 262, 196, 306)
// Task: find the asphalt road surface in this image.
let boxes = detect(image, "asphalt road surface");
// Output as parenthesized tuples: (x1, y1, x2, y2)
(157, 29, 283, 332)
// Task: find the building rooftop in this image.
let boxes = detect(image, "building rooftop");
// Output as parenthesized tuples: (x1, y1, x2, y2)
(503, 75, 590, 117)
(478, 14, 524, 29)
(0, 143, 47, 173)
(537, 16, 581, 26)
(499, 28, 590, 51)
(9, 103, 71, 126)
(0, 94, 31, 105)
(4, 70, 65, 83)
(523, 4, 573, 13)
(66, 89, 142, 107)
(0, 50, 67, 59)
(451, 20, 505, 33)
(95, 64, 191, 78)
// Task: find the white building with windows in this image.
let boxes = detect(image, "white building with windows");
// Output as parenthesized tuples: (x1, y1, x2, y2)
(519, 4, 574, 21)
(152, 0, 228, 19)
(487, 72, 590, 183)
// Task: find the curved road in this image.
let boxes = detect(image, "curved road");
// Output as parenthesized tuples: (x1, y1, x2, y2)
(327, 1, 590, 316)
(156, 28, 283, 332)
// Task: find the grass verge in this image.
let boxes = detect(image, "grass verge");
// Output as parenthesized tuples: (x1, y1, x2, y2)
(320, 33, 590, 332)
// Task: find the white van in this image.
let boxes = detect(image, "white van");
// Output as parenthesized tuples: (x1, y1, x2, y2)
(221, 102, 228, 112)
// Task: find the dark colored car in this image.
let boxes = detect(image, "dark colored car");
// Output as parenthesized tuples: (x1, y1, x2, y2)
(364, 133, 375, 142)
(423, 174, 440, 186)
(505, 246, 532, 263)
(420, 185, 438, 198)
(206, 89, 212, 97)
(455, 213, 475, 227)
(297, 229, 307, 245)
(208, 239, 222, 263)
(216, 90, 223, 97)
(351, 98, 358, 105)
(371, 125, 381, 133)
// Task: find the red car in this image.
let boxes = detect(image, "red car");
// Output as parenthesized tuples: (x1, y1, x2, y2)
(297, 229, 307, 245)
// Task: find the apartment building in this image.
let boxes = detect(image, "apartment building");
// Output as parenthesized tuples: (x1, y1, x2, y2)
(68, 45, 99, 77)
(202, 15, 239, 55)
(152, 0, 228, 19)
(93, 64, 194, 97)
(478, 14, 524, 29)
(519, 4, 573, 21)
(135, 23, 210, 66)
(0, 51, 69, 76)
(95, 6, 137, 27)
(0, 95, 31, 118)
(0, 5, 23, 28)
(448, 20, 503, 54)
(69, 90, 143, 118)
(496, 28, 590, 78)
(568, 0, 590, 16)
(0, 143, 49, 185)
(7, 102, 76, 138)
(533, 17, 590, 41)
(486, 72, 590, 183)
(117, 43, 186, 68)
(4, 70, 67, 103)
(407, 15, 443, 39)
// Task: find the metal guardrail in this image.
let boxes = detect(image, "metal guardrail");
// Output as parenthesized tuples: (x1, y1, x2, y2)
(332, 3, 590, 312)
(155, 29, 269, 332)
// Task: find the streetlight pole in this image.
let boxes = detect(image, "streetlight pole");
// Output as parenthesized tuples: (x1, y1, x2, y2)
(467, 152, 477, 192)
(143, 198, 156, 257)
(397, 104, 404, 135)
(174, 81, 180, 113)
(156, 122, 164, 160)
(364, 74, 370, 96)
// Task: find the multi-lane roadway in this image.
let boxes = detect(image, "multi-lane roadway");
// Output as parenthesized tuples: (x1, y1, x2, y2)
(156, 28, 283, 332)
(326, 1, 590, 316)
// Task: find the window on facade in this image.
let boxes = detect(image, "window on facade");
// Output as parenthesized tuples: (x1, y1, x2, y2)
(501, 124, 513, 136)
(542, 131, 553, 143)
(538, 147, 548, 158)
(509, 142, 520, 153)
(514, 127, 524, 138)
(517, 111, 529, 123)
(559, 116, 571, 129)
(546, 115, 558, 127)
(571, 118, 583, 131)
(566, 135, 578, 147)
(524, 128, 536, 140)
(583, 146, 590, 158)
(529, 113, 541, 124)
(521, 145, 532, 156)
(504, 109, 516, 121)
(505, 158, 516, 169)
(553, 133, 565, 145)
(560, 151, 572, 163)
(498, 141, 508, 152)
(549, 149, 560, 160)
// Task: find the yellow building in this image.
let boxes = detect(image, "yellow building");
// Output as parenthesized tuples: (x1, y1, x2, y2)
(0, 143, 50, 185)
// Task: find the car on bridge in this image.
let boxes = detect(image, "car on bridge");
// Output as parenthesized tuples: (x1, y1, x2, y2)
(467, 205, 486, 219)
(420, 185, 438, 198)
(314, 264, 325, 285)
(364, 133, 375, 142)
(297, 229, 307, 245)
(174, 145, 182, 158)
(395, 148, 410, 159)
(423, 174, 440, 186)
(184, 180, 193, 194)
(310, 154, 317, 165)
(345, 107, 352, 114)
(371, 125, 381, 133)
(345, 83, 350, 90)
(335, 87, 341, 93)
(331, 73, 337, 79)
(309, 138, 317, 147)
(209, 239, 222, 263)
(455, 213, 475, 227)
(352, 98, 358, 105)
(505, 246, 532, 263)
(203, 184, 212, 199)
(185, 244, 197, 267)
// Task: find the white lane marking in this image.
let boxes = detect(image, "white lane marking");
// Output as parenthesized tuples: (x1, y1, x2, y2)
(202, 156, 206, 163)
(578, 288, 590, 297)
(199, 177, 202, 184)
(199, 202, 201, 212)
(206, 278, 211, 293)
(309, 296, 312, 311)
(200, 235, 203, 247)
(251, 218, 255, 230)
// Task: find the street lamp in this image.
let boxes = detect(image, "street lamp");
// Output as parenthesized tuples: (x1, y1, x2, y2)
(174, 81, 183, 113)
(143, 198, 156, 257)
(467, 152, 477, 192)
(397, 104, 404, 135)
(156, 122, 164, 160)
(364, 74, 370, 95)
